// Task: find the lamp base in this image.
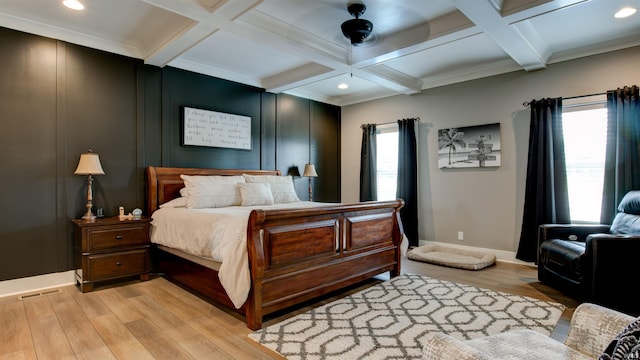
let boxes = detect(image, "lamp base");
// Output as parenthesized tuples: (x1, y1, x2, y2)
(81, 212, 97, 222)
(82, 174, 97, 222)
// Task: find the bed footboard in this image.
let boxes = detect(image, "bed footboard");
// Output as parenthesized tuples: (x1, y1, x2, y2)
(244, 200, 404, 330)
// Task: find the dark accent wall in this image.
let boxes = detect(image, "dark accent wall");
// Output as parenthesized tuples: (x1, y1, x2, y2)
(276, 94, 311, 199)
(156, 67, 263, 169)
(0, 29, 59, 280)
(311, 101, 341, 202)
(272, 94, 342, 202)
(0, 27, 142, 280)
(0, 27, 341, 281)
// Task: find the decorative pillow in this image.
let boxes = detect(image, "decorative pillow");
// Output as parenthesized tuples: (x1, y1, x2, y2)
(237, 182, 274, 206)
(618, 191, 640, 215)
(599, 316, 640, 360)
(180, 174, 245, 208)
(159, 197, 188, 208)
(610, 213, 640, 235)
(243, 174, 300, 203)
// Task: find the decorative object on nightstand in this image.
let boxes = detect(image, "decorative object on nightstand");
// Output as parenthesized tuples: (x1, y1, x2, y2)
(303, 163, 318, 201)
(74, 150, 105, 221)
(132, 208, 142, 220)
(72, 216, 151, 292)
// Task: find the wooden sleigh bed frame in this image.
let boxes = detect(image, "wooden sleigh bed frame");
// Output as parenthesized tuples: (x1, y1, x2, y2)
(146, 166, 404, 330)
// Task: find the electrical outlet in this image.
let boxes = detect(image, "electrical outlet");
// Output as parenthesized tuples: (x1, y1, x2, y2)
(457, 231, 464, 241)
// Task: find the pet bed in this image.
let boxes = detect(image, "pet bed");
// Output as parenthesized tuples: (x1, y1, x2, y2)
(407, 243, 496, 270)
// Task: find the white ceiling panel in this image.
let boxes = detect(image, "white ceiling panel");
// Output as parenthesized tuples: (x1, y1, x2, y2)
(0, 0, 193, 58)
(176, 30, 310, 80)
(383, 33, 514, 79)
(524, 0, 640, 55)
(0, 0, 638, 105)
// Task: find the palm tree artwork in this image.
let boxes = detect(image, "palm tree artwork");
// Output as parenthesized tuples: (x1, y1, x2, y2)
(438, 128, 467, 166)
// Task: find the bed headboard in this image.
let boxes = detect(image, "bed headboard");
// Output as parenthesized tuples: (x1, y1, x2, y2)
(145, 166, 281, 214)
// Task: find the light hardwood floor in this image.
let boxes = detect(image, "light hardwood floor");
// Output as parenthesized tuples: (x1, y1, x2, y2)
(1, 258, 579, 359)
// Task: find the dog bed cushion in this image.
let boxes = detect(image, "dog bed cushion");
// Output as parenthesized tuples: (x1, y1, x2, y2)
(407, 243, 496, 270)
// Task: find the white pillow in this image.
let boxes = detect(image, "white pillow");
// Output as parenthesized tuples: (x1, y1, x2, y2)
(180, 174, 245, 208)
(179, 187, 188, 197)
(243, 174, 301, 203)
(159, 197, 188, 208)
(237, 182, 274, 206)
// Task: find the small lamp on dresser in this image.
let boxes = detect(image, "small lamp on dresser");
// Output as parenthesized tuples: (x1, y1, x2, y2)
(303, 163, 318, 201)
(74, 150, 105, 221)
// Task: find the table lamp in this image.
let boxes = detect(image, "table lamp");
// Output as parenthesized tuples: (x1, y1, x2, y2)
(74, 150, 105, 221)
(303, 163, 318, 201)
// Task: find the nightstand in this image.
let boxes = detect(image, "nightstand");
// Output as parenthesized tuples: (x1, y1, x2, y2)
(72, 216, 151, 292)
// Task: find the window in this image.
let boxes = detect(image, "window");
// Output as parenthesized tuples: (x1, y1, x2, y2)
(376, 125, 398, 201)
(562, 100, 608, 223)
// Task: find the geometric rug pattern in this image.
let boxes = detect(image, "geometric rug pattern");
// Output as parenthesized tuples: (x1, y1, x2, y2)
(249, 274, 565, 360)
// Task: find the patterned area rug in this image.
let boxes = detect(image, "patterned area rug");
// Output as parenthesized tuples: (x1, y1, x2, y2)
(249, 274, 565, 360)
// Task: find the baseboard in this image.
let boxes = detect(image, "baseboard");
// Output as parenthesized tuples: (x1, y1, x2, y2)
(416, 240, 535, 267)
(0, 270, 76, 298)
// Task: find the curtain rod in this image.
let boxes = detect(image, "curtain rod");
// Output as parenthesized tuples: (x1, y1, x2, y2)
(360, 117, 420, 129)
(522, 92, 606, 107)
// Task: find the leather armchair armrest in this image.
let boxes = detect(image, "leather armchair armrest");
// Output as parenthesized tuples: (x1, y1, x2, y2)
(537, 224, 610, 264)
(584, 234, 640, 313)
(538, 224, 611, 243)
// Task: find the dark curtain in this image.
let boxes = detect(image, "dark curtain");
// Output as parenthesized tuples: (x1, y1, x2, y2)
(397, 118, 419, 247)
(516, 97, 570, 262)
(360, 124, 377, 201)
(601, 85, 640, 223)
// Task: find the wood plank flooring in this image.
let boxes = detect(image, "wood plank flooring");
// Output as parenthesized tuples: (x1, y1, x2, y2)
(0, 258, 579, 359)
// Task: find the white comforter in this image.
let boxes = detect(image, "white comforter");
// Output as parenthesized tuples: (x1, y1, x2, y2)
(150, 201, 328, 309)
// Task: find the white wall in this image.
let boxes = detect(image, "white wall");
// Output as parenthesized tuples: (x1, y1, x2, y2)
(341, 46, 640, 255)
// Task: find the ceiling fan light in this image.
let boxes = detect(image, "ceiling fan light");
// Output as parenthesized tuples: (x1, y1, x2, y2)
(341, 18, 373, 45)
(341, 2, 373, 46)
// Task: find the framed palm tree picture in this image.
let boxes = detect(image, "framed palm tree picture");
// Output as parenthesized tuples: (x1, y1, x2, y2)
(437, 123, 501, 168)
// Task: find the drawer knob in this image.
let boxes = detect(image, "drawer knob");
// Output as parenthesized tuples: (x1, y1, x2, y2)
(116, 261, 123, 266)
(115, 235, 124, 240)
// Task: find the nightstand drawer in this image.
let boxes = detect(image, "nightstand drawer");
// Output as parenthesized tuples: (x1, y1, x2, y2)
(73, 217, 151, 292)
(87, 225, 148, 251)
(86, 248, 149, 281)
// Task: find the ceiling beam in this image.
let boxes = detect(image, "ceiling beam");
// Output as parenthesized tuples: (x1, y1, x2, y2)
(141, 0, 263, 66)
(449, 0, 549, 70)
(263, 63, 341, 93)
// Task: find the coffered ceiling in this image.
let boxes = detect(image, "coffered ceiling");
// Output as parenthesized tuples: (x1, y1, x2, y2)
(1, 0, 638, 105)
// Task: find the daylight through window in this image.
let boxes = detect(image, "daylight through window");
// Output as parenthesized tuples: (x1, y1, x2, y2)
(376, 125, 398, 201)
(562, 104, 607, 223)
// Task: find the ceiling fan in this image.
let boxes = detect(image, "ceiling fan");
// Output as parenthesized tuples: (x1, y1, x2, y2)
(341, 2, 374, 46)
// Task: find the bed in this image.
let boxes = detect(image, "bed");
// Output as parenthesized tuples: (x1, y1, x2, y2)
(145, 166, 405, 330)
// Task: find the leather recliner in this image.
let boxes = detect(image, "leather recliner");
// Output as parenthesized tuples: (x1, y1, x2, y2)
(537, 190, 640, 315)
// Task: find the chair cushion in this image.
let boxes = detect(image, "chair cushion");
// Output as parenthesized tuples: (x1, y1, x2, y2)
(598, 316, 640, 360)
(610, 212, 640, 235)
(539, 239, 586, 283)
(466, 329, 591, 360)
(618, 191, 640, 215)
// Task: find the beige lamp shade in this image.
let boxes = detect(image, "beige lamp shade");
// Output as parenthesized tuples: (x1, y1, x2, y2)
(303, 163, 318, 177)
(74, 151, 105, 175)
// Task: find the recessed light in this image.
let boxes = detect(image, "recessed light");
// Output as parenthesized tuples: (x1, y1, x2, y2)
(63, 0, 85, 11)
(338, 83, 349, 89)
(615, 6, 637, 19)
